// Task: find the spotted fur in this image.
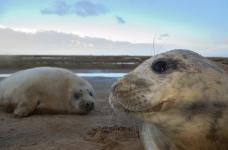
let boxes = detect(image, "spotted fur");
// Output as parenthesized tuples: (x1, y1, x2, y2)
(109, 49, 228, 150)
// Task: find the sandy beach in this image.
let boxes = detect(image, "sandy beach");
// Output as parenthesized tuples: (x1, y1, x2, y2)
(0, 60, 227, 150)
(0, 73, 144, 150)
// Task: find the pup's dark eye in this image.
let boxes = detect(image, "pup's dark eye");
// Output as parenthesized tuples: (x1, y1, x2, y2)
(152, 60, 168, 73)
(89, 92, 93, 97)
(74, 92, 82, 100)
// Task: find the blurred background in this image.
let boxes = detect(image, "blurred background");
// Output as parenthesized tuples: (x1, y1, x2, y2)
(0, 0, 227, 56)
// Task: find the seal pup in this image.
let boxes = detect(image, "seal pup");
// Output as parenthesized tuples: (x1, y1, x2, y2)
(0, 67, 95, 117)
(109, 50, 228, 150)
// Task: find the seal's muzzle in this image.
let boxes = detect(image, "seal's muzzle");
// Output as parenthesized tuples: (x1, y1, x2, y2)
(110, 74, 153, 112)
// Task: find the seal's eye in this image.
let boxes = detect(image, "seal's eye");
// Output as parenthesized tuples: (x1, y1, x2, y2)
(152, 60, 168, 73)
(74, 92, 82, 100)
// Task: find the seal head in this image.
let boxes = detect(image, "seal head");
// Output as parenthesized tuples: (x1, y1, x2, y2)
(68, 78, 95, 114)
(110, 50, 227, 117)
(109, 49, 228, 149)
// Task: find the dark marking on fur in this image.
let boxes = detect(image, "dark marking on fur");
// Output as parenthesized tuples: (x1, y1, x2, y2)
(182, 101, 226, 140)
(182, 54, 188, 59)
(134, 78, 152, 88)
(216, 80, 222, 85)
(175, 144, 186, 150)
(206, 109, 223, 140)
(186, 101, 208, 111)
(212, 101, 227, 108)
(37, 100, 41, 106)
(184, 101, 226, 121)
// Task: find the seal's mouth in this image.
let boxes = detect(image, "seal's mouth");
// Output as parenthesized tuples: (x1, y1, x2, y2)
(109, 93, 165, 114)
(109, 73, 168, 114)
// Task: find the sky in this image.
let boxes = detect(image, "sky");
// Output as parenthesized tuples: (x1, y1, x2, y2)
(0, 0, 228, 56)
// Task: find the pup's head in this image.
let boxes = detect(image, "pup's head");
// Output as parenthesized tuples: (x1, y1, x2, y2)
(69, 78, 95, 114)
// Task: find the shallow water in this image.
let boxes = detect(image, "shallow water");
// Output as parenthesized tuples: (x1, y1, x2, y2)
(0, 72, 126, 78)
(78, 73, 126, 77)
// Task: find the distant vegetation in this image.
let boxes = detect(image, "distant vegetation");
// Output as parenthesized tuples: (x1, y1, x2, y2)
(0, 55, 149, 70)
(0, 55, 227, 70)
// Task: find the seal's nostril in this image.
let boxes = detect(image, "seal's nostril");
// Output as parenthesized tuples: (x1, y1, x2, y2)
(85, 102, 90, 108)
(112, 81, 127, 93)
(84, 102, 94, 110)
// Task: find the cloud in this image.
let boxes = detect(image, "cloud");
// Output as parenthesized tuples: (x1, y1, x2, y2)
(159, 34, 169, 38)
(41, 0, 109, 17)
(41, 0, 70, 16)
(116, 16, 126, 24)
(224, 38, 228, 44)
(0, 27, 157, 55)
(156, 33, 170, 40)
(74, 1, 108, 17)
(0, 27, 227, 56)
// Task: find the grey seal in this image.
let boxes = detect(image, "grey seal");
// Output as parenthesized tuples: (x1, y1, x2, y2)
(0, 67, 95, 117)
(109, 50, 228, 150)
